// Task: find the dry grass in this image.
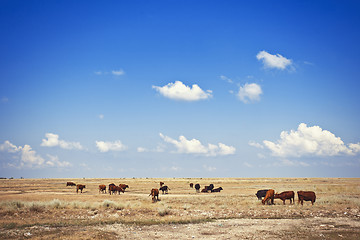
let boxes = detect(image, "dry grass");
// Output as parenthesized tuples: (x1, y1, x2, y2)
(0, 178, 359, 227)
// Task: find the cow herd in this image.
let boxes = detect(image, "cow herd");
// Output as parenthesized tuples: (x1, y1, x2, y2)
(256, 189, 316, 205)
(66, 181, 316, 205)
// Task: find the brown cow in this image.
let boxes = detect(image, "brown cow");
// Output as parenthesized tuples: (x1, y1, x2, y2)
(66, 182, 76, 186)
(262, 189, 275, 205)
(99, 185, 106, 194)
(76, 184, 86, 193)
(114, 186, 125, 194)
(190, 183, 194, 188)
(119, 184, 129, 191)
(274, 191, 295, 205)
(160, 182, 164, 187)
(149, 188, 160, 202)
(297, 191, 316, 205)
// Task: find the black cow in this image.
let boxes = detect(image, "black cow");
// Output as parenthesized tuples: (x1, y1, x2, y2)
(159, 185, 170, 194)
(208, 184, 214, 191)
(211, 187, 223, 192)
(256, 189, 269, 200)
(195, 184, 201, 192)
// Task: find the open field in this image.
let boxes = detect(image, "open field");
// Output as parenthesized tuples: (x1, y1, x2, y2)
(0, 178, 360, 239)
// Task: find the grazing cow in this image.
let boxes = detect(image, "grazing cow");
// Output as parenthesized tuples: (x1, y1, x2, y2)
(262, 189, 275, 205)
(76, 184, 86, 193)
(211, 187, 223, 192)
(255, 189, 269, 200)
(274, 191, 295, 205)
(208, 184, 214, 191)
(99, 184, 106, 194)
(149, 188, 160, 202)
(66, 182, 76, 186)
(159, 185, 170, 194)
(108, 183, 116, 195)
(160, 182, 164, 187)
(195, 184, 201, 192)
(119, 184, 129, 191)
(297, 191, 316, 205)
(190, 183, 194, 188)
(201, 188, 209, 193)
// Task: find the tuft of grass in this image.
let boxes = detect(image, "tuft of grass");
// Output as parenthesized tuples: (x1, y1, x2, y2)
(157, 204, 171, 216)
(29, 202, 45, 212)
(101, 200, 126, 210)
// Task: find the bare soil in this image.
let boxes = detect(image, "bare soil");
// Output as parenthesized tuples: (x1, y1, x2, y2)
(0, 178, 359, 239)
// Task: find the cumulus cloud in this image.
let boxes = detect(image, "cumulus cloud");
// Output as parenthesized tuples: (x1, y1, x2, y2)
(41, 133, 83, 150)
(159, 133, 235, 156)
(0, 141, 70, 168)
(256, 50, 293, 70)
(95, 140, 128, 152)
(263, 123, 360, 158)
(238, 83, 262, 103)
(152, 81, 213, 101)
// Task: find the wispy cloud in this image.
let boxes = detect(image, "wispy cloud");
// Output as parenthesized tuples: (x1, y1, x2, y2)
(152, 81, 212, 101)
(95, 140, 127, 152)
(159, 133, 235, 156)
(94, 69, 125, 76)
(263, 123, 360, 158)
(111, 69, 125, 76)
(41, 133, 83, 150)
(237, 83, 262, 103)
(256, 50, 293, 70)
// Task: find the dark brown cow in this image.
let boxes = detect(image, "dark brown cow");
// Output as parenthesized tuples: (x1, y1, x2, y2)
(190, 183, 194, 188)
(159, 185, 170, 194)
(195, 184, 201, 192)
(262, 189, 275, 205)
(211, 187, 223, 192)
(119, 184, 129, 191)
(66, 182, 76, 186)
(76, 184, 86, 193)
(99, 184, 106, 194)
(274, 191, 295, 205)
(109, 183, 116, 195)
(297, 191, 316, 205)
(201, 188, 209, 193)
(160, 182, 164, 187)
(149, 188, 160, 202)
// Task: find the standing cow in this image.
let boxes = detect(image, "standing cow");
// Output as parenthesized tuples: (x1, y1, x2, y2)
(297, 191, 316, 205)
(256, 189, 269, 200)
(149, 188, 160, 203)
(99, 184, 106, 194)
(274, 191, 295, 205)
(262, 189, 275, 205)
(195, 184, 201, 193)
(76, 184, 86, 193)
(159, 185, 170, 194)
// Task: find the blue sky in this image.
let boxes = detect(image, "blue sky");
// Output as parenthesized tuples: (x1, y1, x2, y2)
(1, 0, 360, 178)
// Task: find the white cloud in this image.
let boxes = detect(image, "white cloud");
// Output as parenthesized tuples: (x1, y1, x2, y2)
(263, 123, 360, 158)
(41, 133, 83, 150)
(256, 50, 293, 70)
(112, 69, 125, 76)
(238, 83, 262, 103)
(159, 133, 235, 156)
(1, 141, 70, 168)
(203, 165, 217, 172)
(96, 140, 127, 152)
(99, 114, 104, 120)
(152, 81, 212, 101)
(248, 140, 264, 149)
(220, 75, 233, 84)
(46, 154, 71, 167)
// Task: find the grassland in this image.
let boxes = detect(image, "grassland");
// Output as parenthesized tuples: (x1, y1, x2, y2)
(0, 178, 359, 239)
